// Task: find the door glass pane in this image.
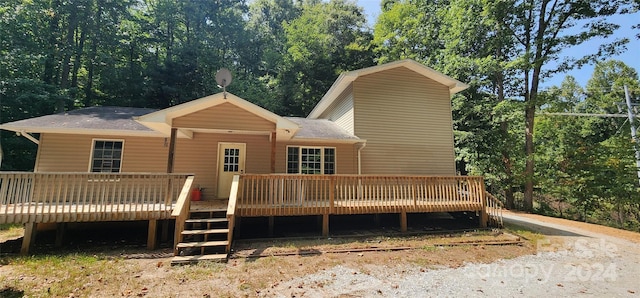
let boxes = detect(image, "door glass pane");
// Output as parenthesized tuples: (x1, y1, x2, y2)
(223, 146, 240, 172)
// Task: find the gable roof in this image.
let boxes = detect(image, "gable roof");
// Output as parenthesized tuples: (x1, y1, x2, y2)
(0, 107, 162, 137)
(307, 59, 469, 118)
(285, 117, 362, 143)
(135, 92, 300, 139)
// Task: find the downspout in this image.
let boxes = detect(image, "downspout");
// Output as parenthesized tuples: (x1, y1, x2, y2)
(357, 142, 366, 175)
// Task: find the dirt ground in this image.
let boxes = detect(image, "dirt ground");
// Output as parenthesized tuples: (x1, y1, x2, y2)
(1, 212, 639, 297)
(0, 225, 532, 297)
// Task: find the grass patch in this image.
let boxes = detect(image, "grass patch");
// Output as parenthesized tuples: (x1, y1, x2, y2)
(2, 253, 123, 297)
(504, 222, 545, 244)
(0, 224, 23, 241)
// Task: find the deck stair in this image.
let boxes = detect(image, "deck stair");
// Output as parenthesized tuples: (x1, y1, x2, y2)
(172, 208, 230, 264)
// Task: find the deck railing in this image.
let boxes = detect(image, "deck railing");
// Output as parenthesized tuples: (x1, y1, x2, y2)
(236, 174, 487, 217)
(0, 172, 192, 224)
(225, 175, 241, 253)
(171, 175, 194, 253)
(485, 191, 504, 227)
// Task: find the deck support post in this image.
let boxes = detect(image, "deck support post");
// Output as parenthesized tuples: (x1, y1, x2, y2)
(400, 211, 407, 232)
(147, 219, 158, 250)
(21, 222, 37, 255)
(55, 223, 66, 247)
(322, 214, 329, 237)
(479, 211, 488, 228)
(373, 214, 381, 226)
(161, 220, 170, 243)
(268, 216, 274, 237)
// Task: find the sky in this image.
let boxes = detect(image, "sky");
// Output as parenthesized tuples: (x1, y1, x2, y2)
(356, 0, 640, 89)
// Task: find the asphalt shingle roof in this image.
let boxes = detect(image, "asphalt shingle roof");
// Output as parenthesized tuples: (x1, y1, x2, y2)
(1, 107, 361, 142)
(285, 117, 360, 141)
(2, 106, 157, 131)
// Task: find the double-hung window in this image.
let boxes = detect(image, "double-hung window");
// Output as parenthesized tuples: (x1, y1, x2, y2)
(287, 146, 335, 174)
(90, 140, 123, 172)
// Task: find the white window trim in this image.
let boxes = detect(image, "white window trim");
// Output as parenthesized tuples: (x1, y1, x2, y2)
(286, 146, 337, 174)
(88, 139, 125, 173)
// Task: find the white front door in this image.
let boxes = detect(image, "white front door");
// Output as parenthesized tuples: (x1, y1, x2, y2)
(217, 143, 246, 199)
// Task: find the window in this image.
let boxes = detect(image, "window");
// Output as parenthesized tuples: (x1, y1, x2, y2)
(286, 146, 335, 174)
(90, 140, 123, 172)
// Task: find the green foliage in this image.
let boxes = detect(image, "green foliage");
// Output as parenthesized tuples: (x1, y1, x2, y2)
(535, 65, 640, 228)
(279, 0, 374, 116)
(1, 0, 639, 231)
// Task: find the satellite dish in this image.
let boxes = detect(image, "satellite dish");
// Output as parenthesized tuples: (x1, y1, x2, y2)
(215, 68, 232, 99)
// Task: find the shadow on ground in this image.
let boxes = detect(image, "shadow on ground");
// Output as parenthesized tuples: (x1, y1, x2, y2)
(235, 212, 480, 240)
(0, 287, 24, 298)
(0, 221, 174, 259)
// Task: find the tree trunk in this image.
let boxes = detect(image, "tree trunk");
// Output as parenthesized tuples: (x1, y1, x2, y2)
(71, 22, 86, 89)
(57, 6, 78, 112)
(43, 0, 62, 85)
(523, 103, 535, 211)
(494, 53, 515, 210)
(85, 4, 102, 107)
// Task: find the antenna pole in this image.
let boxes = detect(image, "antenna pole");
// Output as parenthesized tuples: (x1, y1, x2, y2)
(624, 85, 640, 186)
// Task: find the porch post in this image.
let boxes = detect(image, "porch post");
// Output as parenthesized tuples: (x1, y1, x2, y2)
(270, 131, 276, 173)
(166, 128, 177, 173)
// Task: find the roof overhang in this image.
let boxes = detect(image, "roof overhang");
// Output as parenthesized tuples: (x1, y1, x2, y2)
(308, 59, 470, 118)
(0, 125, 164, 138)
(288, 138, 366, 145)
(135, 92, 300, 140)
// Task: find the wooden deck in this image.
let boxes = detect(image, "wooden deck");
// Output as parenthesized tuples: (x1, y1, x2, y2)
(0, 172, 502, 258)
(0, 202, 174, 223)
(0, 172, 194, 254)
(233, 174, 487, 215)
(223, 174, 502, 238)
(0, 172, 192, 223)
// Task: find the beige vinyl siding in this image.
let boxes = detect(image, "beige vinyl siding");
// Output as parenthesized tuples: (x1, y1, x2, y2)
(173, 102, 276, 131)
(274, 142, 358, 174)
(353, 66, 455, 175)
(35, 133, 167, 172)
(321, 85, 354, 135)
(173, 133, 271, 199)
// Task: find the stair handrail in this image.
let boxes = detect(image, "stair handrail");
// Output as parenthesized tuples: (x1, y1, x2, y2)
(484, 191, 504, 227)
(172, 175, 195, 255)
(226, 175, 241, 253)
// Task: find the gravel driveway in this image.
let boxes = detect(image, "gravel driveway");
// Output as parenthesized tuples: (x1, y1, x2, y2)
(263, 213, 640, 297)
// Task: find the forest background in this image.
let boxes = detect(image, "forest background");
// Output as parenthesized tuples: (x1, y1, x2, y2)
(1, 0, 640, 230)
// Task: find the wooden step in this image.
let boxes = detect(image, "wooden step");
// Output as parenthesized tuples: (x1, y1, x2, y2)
(176, 240, 229, 249)
(181, 228, 229, 235)
(186, 218, 228, 224)
(171, 254, 228, 264)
